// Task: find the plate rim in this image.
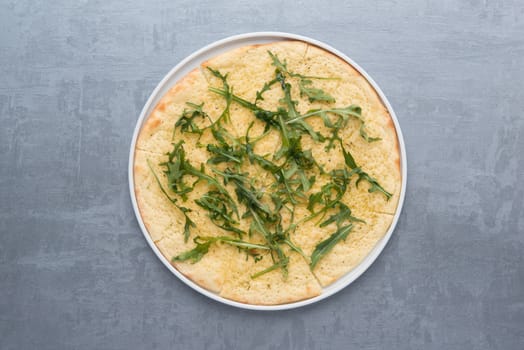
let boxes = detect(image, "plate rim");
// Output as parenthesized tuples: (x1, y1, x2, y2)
(128, 31, 407, 311)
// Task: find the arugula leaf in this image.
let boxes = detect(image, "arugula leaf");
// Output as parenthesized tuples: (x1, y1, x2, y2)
(310, 224, 353, 269)
(209, 86, 283, 132)
(248, 209, 290, 279)
(206, 143, 243, 164)
(251, 153, 281, 173)
(209, 87, 258, 110)
(269, 51, 336, 104)
(251, 257, 289, 279)
(172, 238, 212, 263)
(307, 179, 347, 214)
(195, 191, 246, 237)
(359, 123, 381, 143)
(282, 238, 308, 261)
(147, 159, 196, 242)
(275, 70, 323, 142)
(161, 141, 240, 216)
(173, 236, 270, 264)
(255, 78, 279, 105)
(161, 141, 196, 199)
(179, 206, 197, 242)
(214, 168, 275, 221)
(340, 142, 392, 200)
(319, 202, 365, 228)
(298, 79, 336, 103)
(267, 51, 289, 74)
(211, 236, 270, 250)
(173, 102, 211, 139)
(356, 172, 393, 200)
(268, 51, 340, 81)
(287, 105, 381, 143)
(207, 67, 232, 124)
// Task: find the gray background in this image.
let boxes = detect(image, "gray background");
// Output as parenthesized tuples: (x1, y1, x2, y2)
(1, 0, 523, 349)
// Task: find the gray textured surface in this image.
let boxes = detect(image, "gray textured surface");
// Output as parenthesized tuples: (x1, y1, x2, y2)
(1, 0, 523, 349)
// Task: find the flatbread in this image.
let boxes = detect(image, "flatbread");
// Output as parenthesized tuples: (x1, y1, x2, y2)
(133, 41, 401, 305)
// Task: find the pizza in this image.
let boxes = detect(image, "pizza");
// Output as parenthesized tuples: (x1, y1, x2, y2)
(133, 41, 401, 305)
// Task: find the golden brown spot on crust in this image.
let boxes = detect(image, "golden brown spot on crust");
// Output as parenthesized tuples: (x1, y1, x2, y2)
(148, 117, 162, 130)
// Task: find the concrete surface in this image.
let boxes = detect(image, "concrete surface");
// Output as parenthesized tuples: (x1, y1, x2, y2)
(1, 1, 523, 349)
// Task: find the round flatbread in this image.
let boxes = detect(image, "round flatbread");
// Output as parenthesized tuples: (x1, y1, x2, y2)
(133, 41, 401, 305)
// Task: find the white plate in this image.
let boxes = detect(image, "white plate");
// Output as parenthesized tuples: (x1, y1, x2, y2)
(128, 32, 407, 311)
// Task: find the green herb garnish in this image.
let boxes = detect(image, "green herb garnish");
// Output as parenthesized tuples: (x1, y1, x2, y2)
(173, 102, 210, 139)
(207, 67, 232, 125)
(298, 79, 336, 103)
(195, 191, 246, 237)
(161, 141, 239, 215)
(173, 235, 270, 263)
(146, 159, 196, 242)
(310, 224, 353, 269)
(287, 105, 381, 145)
(341, 141, 392, 200)
(268, 50, 336, 104)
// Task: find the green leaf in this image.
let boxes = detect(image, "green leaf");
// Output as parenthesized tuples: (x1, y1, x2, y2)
(340, 142, 392, 200)
(180, 207, 196, 242)
(341, 141, 358, 169)
(319, 202, 365, 228)
(251, 153, 281, 173)
(276, 72, 323, 142)
(298, 79, 336, 103)
(173, 102, 211, 138)
(251, 257, 289, 279)
(268, 51, 289, 74)
(207, 67, 232, 124)
(359, 123, 381, 143)
(214, 168, 274, 220)
(310, 224, 353, 269)
(282, 239, 308, 261)
(255, 78, 279, 104)
(212, 236, 271, 250)
(195, 191, 246, 237)
(356, 172, 393, 200)
(147, 158, 195, 242)
(161, 141, 239, 216)
(173, 236, 270, 264)
(287, 105, 381, 143)
(206, 143, 243, 164)
(268, 51, 338, 81)
(307, 191, 324, 212)
(172, 237, 213, 263)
